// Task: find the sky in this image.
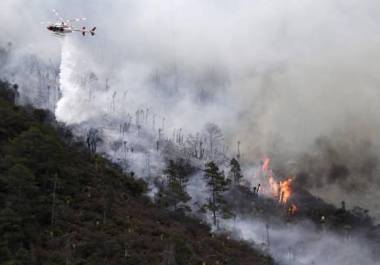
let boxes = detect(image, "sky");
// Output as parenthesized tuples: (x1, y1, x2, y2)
(1, 0, 380, 220)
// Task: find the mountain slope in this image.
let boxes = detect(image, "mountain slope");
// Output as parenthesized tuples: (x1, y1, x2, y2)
(0, 80, 273, 265)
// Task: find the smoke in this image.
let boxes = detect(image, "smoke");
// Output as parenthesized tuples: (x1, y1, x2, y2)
(2, 0, 380, 263)
(185, 164, 379, 265)
(221, 217, 377, 265)
(2, 0, 380, 219)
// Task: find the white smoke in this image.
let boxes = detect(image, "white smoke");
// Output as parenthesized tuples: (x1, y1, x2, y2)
(2, 1, 380, 264)
(221, 217, 377, 265)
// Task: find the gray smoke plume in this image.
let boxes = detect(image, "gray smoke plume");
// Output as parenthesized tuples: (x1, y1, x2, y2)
(3, 0, 380, 221)
(1, 0, 380, 264)
(221, 217, 377, 265)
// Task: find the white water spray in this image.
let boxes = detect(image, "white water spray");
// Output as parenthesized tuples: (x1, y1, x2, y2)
(55, 38, 95, 124)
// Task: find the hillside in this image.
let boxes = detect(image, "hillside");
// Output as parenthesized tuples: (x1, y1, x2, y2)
(0, 80, 273, 265)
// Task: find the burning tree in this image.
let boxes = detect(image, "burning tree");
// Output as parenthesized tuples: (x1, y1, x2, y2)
(203, 161, 231, 226)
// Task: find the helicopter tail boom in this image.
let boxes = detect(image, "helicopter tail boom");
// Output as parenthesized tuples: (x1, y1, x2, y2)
(76, 26, 96, 36)
(80, 26, 96, 36)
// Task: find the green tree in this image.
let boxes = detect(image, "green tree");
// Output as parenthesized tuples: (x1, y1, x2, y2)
(229, 158, 243, 185)
(0, 208, 24, 263)
(203, 161, 231, 226)
(0, 164, 39, 227)
(3, 125, 65, 178)
(158, 159, 191, 211)
(3, 164, 38, 202)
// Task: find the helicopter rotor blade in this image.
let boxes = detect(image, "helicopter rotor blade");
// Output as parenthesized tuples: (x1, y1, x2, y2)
(52, 9, 65, 22)
(65, 17, 87, 23)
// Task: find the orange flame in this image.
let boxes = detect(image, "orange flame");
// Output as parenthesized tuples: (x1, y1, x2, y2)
(279, 177, 293, 204)
(262, 157, 295, 206)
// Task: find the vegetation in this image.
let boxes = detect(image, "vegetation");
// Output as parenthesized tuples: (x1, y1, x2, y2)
(156, 159, 193, 212)
(228, 158, 243, 185)
(0, 80, 273, 264)
(203, 162, 232, 226)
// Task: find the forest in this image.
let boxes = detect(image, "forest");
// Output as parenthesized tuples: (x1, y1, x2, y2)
(0, 79, 274, 264)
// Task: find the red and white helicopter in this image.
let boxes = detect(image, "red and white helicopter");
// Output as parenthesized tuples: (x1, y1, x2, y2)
(43, 9, 96, 37)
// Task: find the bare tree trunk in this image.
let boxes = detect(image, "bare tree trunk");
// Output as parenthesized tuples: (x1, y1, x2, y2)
(212, 185, 217, 226)
(212, 207, 217, 227)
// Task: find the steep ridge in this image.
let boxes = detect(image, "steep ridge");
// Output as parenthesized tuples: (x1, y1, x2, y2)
(0, 79, 273, 265)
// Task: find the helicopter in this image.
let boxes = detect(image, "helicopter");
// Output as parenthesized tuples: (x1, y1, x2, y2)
(42, 9, 96, 37)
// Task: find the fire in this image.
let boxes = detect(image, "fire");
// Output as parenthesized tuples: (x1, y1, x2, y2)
(269, 175, 293, 204)
(262, 157, 295, 207)
(279, 177, 292, 204)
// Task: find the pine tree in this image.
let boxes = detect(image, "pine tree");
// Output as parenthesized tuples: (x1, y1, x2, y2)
(203, 161, 231, 226)
(229, 158, 243, 185)
(158, 159, 191, 211)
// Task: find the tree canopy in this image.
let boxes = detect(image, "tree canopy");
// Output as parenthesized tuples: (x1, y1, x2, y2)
(203, 161, 232, 226)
